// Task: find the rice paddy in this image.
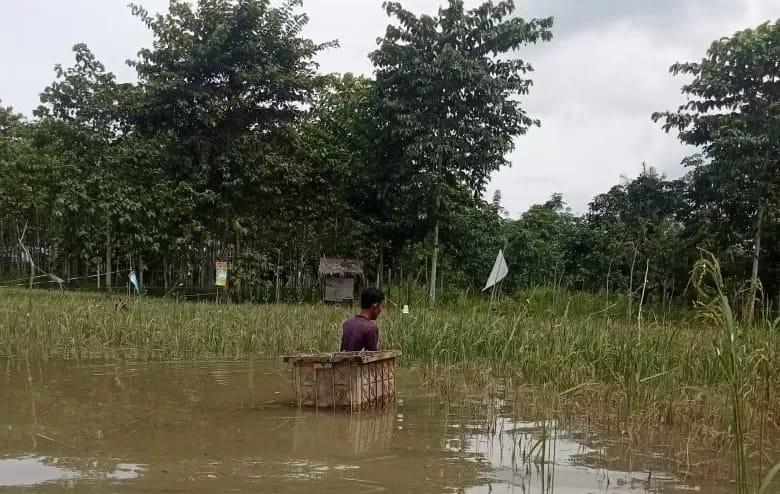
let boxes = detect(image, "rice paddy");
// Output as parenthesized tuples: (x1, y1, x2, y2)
(0, 285, 778, 487)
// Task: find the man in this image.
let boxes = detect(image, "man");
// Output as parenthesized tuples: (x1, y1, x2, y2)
(340, 287, 384, 352)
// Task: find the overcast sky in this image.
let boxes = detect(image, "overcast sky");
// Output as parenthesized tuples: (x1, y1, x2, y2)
(1, 1, 779, 215)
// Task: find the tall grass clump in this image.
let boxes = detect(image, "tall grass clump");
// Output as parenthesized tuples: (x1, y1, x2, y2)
(692, 252, 780, 494)
(691, 254, 748, 492)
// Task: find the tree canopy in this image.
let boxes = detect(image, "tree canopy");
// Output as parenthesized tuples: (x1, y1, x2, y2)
(0, 2, 778, 319)
(370, 0, 553, 304)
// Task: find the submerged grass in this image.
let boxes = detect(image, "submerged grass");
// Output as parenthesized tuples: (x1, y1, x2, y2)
(0, 287, 778, 468)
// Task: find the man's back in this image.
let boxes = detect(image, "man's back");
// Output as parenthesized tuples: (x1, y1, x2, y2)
(340, 315, 378, 352)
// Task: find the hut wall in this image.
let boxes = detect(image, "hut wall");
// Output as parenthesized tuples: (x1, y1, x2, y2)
(324, 276, 355, 302)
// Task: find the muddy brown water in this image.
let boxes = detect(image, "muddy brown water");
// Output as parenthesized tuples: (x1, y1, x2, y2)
(0, 360, 734, 493)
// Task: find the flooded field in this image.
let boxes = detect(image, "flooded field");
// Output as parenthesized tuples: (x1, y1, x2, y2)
(0, 360, 735, 493)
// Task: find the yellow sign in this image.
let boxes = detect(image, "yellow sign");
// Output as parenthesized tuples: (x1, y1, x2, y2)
(215, 261, 228, 287)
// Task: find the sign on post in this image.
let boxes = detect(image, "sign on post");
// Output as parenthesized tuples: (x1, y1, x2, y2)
(215, 261, 229, 287)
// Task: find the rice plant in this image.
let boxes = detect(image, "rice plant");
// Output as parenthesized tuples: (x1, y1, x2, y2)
(691, 252, 780, 494)
(0, 285, 777, 476)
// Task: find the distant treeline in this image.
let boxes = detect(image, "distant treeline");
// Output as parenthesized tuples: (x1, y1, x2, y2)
(0, 1, 778, 319)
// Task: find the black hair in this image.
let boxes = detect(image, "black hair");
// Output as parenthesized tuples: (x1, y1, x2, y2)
(360, 287, 385, 309)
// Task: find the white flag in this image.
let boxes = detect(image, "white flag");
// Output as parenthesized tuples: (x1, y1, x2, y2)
(128, 271, 140, 294)
(482, 249, 509, 291)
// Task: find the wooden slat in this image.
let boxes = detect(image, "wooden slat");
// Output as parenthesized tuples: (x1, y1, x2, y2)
(285, 351, 400, 409)
(282, 350, 401, 365)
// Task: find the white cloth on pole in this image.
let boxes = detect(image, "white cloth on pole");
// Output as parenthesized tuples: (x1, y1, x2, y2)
(482, 249, 509, 291)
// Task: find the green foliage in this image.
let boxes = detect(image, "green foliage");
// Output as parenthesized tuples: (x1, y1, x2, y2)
(370, 1, 553, 203)
(369, 1, 552, 303)
(654, 20, 780, 323)
(2, 8, 780, 488)
(692, 253, 748, 492)
(1, 4, 780, 323)
(443, 201, 505, 288)
(504, 194, 576, 289)
(130, 0, 334, 243)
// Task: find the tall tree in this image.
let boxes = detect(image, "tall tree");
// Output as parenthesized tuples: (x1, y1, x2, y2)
(129, 0, 334, 261)
(0, 104, 44, 280)
(370, 0, 553, 305)
(34, 44, 136, 289)
(653, 21, 780, 323)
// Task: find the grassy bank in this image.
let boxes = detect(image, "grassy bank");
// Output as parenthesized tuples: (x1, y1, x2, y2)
(1, 288, 778, 454)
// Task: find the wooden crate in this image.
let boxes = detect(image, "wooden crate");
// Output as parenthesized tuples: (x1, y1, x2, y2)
(283, 351, 400, 410)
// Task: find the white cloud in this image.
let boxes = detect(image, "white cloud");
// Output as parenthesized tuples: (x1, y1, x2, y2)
(488, 0, 780, 215)
(489, 19, 696, 215)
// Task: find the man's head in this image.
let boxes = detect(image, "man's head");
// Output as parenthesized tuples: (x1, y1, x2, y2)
(360, 287, 385, 320)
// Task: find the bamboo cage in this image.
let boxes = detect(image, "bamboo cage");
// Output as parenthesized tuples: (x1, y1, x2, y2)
(283, 351, 400, 410)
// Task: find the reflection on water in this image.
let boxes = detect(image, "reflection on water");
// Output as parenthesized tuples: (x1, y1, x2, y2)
(0, 457, 76, 487)
(447, 417, 684, 493)
(0, 360, 733, 493)
(0, 456, 142, 487)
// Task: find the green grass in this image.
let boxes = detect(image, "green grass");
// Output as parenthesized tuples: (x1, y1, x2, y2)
(0, 287, 778, 464)
(691, 254, 780, 494)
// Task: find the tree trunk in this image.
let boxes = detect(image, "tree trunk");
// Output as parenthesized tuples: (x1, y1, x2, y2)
(628, 245, 638, 319)
(29, 253, 34, 290)
(746, 203, 765, 325)
(637, 259, 650, 339)
(275, 250, 281, 303)
(377, 245, 384, 289)
(235, 229, 241, 301)
(0, 220, 4, 276)
(105, 223, 112, 291)
(440, 262, 444, 296)
(138, 256, 144, 290)
(429, 217, 439, 307)
(35, 209, 40, 272)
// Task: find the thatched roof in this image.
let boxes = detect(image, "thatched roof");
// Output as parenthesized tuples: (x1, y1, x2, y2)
(318, 257, 364, 278)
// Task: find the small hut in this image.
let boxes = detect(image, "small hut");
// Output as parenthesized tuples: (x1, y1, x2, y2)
(318, 257, 363, 303)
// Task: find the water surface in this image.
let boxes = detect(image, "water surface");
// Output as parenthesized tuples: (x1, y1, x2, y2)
(0, 360, 732, 493)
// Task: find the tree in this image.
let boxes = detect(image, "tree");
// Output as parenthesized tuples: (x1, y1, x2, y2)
(0, 104, 44, 280)
(284, 74, 378, 273)
(0, 104, 28, 217)
(504, 194, 576, 290)
(370, 0, 553, 305)
(34, 44, 143, 289)
(583, 167, 687, 308)
(129, 0, 334, 254)
(653, 21, 780, 323)
(301, 75, 384, 258)
(442, 200, 505, 290)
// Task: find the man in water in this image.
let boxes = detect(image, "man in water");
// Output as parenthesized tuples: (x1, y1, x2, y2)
(340, 287, 384, 352)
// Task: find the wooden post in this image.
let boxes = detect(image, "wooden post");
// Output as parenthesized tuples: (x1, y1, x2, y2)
(105, 224, 112, 291)
(638, 259, 650, 341)
(746, 203, 765, 325)
(16, 221, 34, 290)
(628, 245, 638, 320)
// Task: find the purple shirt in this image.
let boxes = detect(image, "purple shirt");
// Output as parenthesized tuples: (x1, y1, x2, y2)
(340, 315, 379, 352)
